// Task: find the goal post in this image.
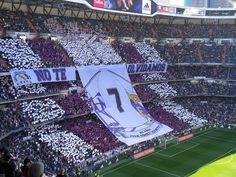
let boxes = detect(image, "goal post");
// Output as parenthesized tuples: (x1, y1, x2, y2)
(158, 136, 179, 149)
(164, 136, 179, 149)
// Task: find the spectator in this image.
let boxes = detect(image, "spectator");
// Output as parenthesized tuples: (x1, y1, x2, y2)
(56, 169, 68, 177)
(28, 162, 44, 177)
(1, 153, 15, 177)
(21, 158, 32, 177)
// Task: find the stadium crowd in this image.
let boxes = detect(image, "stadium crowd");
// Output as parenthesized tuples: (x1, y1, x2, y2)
(0, 39, 44, 69)
(22, 98, 65, 124)
(145, 102, 190, 132)
(0, 7, 236, 177)
(63, 115, 123, 152)
(155, 42, 236, 64)
(55, 94, 91, 116)
(0, 105, 28, 137)
(175, 97, 236, 126)
(61, 36, 122, 66)
(34, 124, 101, 165)
(28, 38, 74, 67)
(1, 132, 78, 177)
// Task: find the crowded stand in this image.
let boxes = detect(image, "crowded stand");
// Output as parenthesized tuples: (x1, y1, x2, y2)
(130, 65, 236, 82)
(0, 39, 44, 70)
(55, 93, 91, 116)
(0, 77, 47, 101)
(134, 83, 177, 101)
(159, 101, 207, 127)
(1, 132, 76, 176)
(42, 81, 75, 93)
(21, 98, 65, 124)
(166, 66, 231, 80)
(61, 36, 122, 66)
(0, 105, 28, 137)
(44, 17, 106, 35)
(112, 41, 145, 63)
(63, 115, 122, 152)
(170, 81, 236, 97)
(134, 84, 158, 102)
(135, 83, 206, 127)
(229, 68, 236, 80)
(34, 124, 101, 165)
(0, 55, 9, 72)
(132, 75, 206, 128)
(28, 38, 74, 67)
(44, 17, 65, 34)
(145, 102, 190, 132)
(0, 77, 17, 101)
(148, 83, 178, 99)
(136, 81, 236, 100)
(140, 73, 165, 82)
(175, 97, 236, 126)
(0, 10, 31, 32)
(1, 5, 236, 177)
(155, 42, 236, 64)
(134, 42, 164, 63)
(29, 14, 49, 33)
(0, 76, 77, 102)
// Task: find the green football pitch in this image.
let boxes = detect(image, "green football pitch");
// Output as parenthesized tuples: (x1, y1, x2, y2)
(100, 128, 236, 177)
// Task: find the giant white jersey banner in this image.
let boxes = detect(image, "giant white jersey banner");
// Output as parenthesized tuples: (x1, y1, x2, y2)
(78, 64, 172, 146)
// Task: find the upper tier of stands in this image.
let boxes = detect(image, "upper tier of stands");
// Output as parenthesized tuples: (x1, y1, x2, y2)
(0, 9, 236, 38)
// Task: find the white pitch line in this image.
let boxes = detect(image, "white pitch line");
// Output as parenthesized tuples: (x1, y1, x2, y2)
(169, 143, 200, 158)
(135, 162, 181, 177)
(157, 143, 200, 158)
(102, 161, 134, 176)
(157, 141, 199, 154)
(157, 128, 216, 154)
(203, 135, 236, 145)
(212, 153, 234, 165)
(102, 128, 217, 176)
(184, 147, 236, 177)
(157, 153, 171, 157)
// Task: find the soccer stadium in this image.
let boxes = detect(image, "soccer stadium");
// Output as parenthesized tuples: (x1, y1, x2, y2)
(0, 0, 236, 176)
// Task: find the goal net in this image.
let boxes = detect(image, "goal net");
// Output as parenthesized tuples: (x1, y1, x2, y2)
(159, 136, 178, 149)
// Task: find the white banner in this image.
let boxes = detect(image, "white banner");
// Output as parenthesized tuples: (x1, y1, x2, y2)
(142, 0, 152, 14)
(126, 62, 167, 74)
(78, 64, 172, 146)
(10, 67, 76, 87)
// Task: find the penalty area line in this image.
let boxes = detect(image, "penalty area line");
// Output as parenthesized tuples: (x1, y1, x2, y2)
(203, 135, 236, 145)
(184, 147, 236, 177)
(160, 143, 200, 158)
(135, 162, 181, 177)
(102, 128, 216, 176)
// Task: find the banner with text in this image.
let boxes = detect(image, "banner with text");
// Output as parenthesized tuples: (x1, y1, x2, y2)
(10, 67, 76, 87)
(126, 62, 167, 74)
(78, 64, 172, 146)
